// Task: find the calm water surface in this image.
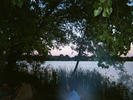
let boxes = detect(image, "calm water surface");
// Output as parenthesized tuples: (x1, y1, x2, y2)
(41, 61, 133, 81)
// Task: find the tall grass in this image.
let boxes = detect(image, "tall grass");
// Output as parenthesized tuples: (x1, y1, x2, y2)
(0, 64, 132, 100)
(56, 69, 130, 100)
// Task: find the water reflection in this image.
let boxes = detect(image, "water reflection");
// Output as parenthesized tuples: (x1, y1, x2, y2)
(42, 61, 133, 81)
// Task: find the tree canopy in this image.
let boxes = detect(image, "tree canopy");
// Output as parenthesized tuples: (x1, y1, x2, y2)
(0, 0, 133, 70)
(0, 0, 70, 70)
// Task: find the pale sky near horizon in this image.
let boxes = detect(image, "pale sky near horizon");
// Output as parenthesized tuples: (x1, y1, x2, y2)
(51, 43, 133, 57)
(126, 43, 133, 57)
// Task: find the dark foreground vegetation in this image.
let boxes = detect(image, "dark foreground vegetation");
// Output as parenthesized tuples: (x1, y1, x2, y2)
(0, 64, 133, 100)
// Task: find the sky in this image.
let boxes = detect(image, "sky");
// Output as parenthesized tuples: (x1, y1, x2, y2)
(50, 44, 78, 57)
(126, 43, 133, 57)
(51, 43, 133, 57)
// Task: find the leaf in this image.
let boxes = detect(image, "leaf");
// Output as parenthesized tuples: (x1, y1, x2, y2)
(12, 0, 16, 6)
(100, 0, 106, 3)
(107, 7, 112, 15)
(17, 0, 24, 8)
(102, 9, 108, 17)
(12, 0, 24, 8)
(94, 7, 103, 16)
(102, 7, 112, 17)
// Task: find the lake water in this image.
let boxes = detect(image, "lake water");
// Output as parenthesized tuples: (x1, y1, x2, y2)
(41, 61, 133, 81)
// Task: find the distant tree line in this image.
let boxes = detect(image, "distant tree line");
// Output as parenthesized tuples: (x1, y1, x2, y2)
(27, 54, 133, 61)
(47, 54, 93, 61)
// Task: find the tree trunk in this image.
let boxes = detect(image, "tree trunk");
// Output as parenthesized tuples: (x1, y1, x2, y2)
(73, 60, 79, 74)
(5, 45, 22, 72)
(5, 52, 18, 72)
(72, 44, 82, 75)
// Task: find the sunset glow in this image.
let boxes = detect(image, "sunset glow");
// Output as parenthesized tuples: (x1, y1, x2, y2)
(51, 43, 133, 57)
